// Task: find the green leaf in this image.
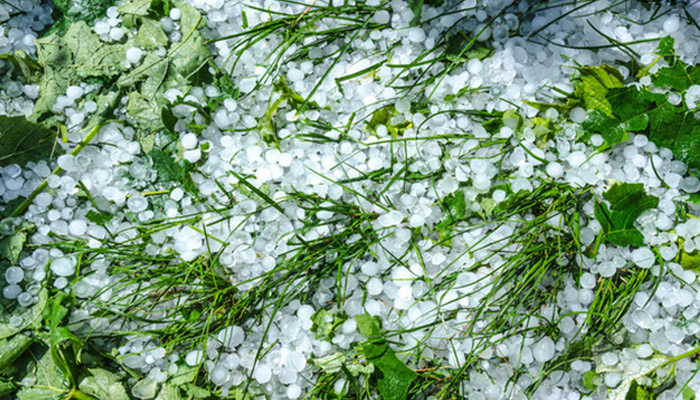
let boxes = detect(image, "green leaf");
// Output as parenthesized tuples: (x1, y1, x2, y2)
(169, 1, 210, 77)
(0, 289, 48, 340)
(354, 315, 417, 400)
(583, 370, 596, 390)
(155, 384, 180, 400)
(574, 64, 624, 115)
(117, 0, 151, 16)
(656, 36, 675, 58)
(682, 385, 696, 400)
(137, 19, 169, 48)
(85, 209, 113, 226)
(150, 149, 184, 182)
(0, 334, 34, 371)
(652, 60, 700, 93)
(595, 183, 658, 247)
(0, 116, 58, 167)
(625, 381, 652, 400)
(127, 91, 165, 131)
(79, 368, 129, 400)
(16, 345, 71, 400)
(646, 101, 700, 175)
(0, 231, 25, 264)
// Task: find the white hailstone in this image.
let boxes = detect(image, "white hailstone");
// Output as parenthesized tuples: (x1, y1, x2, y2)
(185, 350, 203, 366)
(94, 20, 110, 34)
(68, 220, 87, 236)
(569, 107, 587, 123)
(398, 285, 413, 301)
(680, 177, 700, 193)
(663, 15, 680, 33)
(253, 364, 272, 384)
(598, 263, 616, 278)
(631, 247, 655, 269)
(54, 277, 69, 289)
(109, 27, 125, 41)
(288, 351, 306, 372)
(127, 196, 148, 213)
(169, 8, 181, 20)
(567, 151, 586, 167)
(378, 210, 403, 227)
(66, 85, 84, 100)
(590, 134, 604, 147)
(5, 266, 24, 284)
(3, 284, 21, 300)
(636, 343, 653, 358)
(341, 319, 357, 334)
(183, 149, 202, 163)
(545, 162, 563, 178)
(126, 47, 144, 64)
(533, 337, 555, 363)
(601, 352, 618, 366)
(604, 372, 622, 388)
(217, 326, 245, 349)
(408, 213, 425, 228)
(50, 257, 75, 277)
(407, 27, 425, 43)
(181, 133, 198, 149)
(170, 188, 184, 201)
(287, 384, 302, 399)
(492, 189, 506, 202)
(580, 272, 596, 289)
(210, 365, 229, 386)
(395, 98, 411, 114)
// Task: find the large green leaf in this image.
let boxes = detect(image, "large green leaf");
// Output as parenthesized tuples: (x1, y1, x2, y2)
(594, 183, 658, 247)
(79, 368, 129, 400)
(0, 116, 58, 167)
(355, 315, 417, 400)
(16, 345, 71, 400)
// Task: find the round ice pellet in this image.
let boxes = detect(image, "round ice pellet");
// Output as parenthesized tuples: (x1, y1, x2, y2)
(631, 247, 655, 269)
(68, 220, 87, 236)
(253, 364, 272, 384)
(546, 162, 563, 178)
(5, 266, 24, 284)
(126, 47, 143, 64)
(50, 257, 75, 277)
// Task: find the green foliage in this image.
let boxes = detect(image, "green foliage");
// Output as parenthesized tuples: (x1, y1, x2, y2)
(78, 368, 130, 400)
(311, 308, 346, 340)
(0, 116, 59, 167)
(53, 0, 116, 23)
(0, 230, 25, 264)
(0, 334, 34, 371)
(594, 183, 658, 247)
(573, 64, 624, 116)
(32, 20, 126, 125)
(354, 314, 417, 400)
